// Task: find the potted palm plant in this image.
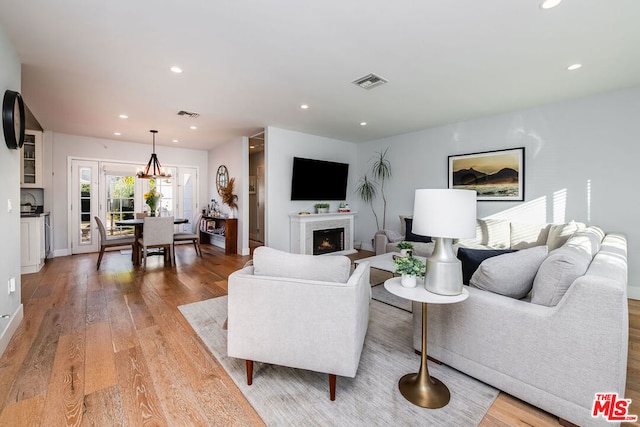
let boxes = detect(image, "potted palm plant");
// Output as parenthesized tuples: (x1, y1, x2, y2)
(394, 255, 425, 288)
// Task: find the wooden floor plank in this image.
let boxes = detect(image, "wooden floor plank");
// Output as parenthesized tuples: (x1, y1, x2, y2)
(114, 345, 167, 426)
(0, 395, 45, 427)
(81, 385, 126, 427)
(41, 332, 85, 426)
(84, 322, 118, 395)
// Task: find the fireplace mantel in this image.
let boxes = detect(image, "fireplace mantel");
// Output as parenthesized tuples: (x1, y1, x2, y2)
(289, 212, 357, 255)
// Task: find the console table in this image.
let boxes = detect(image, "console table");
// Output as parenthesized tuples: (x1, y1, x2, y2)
(199, 216, 238, 255)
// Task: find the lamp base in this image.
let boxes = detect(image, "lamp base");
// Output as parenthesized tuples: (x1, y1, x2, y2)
(424, 237, 463, 296)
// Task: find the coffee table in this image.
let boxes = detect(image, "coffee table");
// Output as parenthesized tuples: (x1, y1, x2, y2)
(384, 277, 468, 408)
(354, 252, 427, 274)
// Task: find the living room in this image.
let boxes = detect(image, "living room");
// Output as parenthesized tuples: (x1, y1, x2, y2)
(1, 1, 639, 425)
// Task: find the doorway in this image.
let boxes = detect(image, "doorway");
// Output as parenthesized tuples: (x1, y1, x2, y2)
(248, 133, 265, 250)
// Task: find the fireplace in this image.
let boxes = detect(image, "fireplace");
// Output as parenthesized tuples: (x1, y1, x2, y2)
(313, 228, 345, 255)
(289, 212, 355, 255)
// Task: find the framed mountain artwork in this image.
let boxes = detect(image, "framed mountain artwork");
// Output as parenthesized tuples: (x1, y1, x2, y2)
(448, 147, 525, 201)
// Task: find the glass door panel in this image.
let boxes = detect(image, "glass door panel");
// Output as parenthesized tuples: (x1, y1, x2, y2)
(106, 175, 135, 237)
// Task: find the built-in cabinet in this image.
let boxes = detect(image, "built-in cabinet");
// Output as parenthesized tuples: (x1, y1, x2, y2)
(199, 216, 238, 255)
(21, 215, 47, 274)
(20, 129, 43, 188)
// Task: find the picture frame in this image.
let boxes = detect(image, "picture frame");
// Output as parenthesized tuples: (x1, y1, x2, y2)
(448, 147, 525, 201)
(249, 176, 256, 194)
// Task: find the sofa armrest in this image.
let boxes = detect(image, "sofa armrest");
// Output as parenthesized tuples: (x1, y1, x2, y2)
(375, 233, 389, 255)
(227, 262, 371, 377)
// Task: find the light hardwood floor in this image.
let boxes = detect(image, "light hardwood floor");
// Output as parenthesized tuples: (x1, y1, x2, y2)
(0, 247, 637, 426)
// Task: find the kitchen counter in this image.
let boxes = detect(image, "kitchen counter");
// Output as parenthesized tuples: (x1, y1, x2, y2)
(20, 211, 50, 218)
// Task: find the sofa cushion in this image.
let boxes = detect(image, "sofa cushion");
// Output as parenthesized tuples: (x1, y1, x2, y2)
(405, 218, 432, 243)
(457, 248, 517, 285)
(252, 246, 351, 283)
(457, 219, 510, 249)
(531, 245, 592, 306)
(470, 246, 548, 299)
(510, 222, 551, 249)
(546, 220, 586, 251)
(564, 226, 605, 257)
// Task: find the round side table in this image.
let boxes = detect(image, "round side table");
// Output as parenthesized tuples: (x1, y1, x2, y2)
(384, 277, 469, 409)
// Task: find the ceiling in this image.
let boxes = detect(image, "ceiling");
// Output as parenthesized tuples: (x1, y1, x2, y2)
(1, 0, 639, 151)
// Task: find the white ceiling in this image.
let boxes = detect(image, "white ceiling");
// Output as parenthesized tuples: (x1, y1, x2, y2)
(1, 0, 639, 151)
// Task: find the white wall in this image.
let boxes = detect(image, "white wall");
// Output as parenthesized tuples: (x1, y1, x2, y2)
(353, 86, 640, 292)
(0, 23, 23, 355)
(47, 132, 209, 255)
(208, 137, 249, 255)
(264, 127, 358, 251)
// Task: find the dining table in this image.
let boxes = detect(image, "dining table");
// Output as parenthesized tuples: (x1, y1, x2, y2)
(115, 217, 189, 266)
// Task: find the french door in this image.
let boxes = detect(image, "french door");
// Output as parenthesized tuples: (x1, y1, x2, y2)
(70, 159, 199, 254)
(70, 160, 100, 254)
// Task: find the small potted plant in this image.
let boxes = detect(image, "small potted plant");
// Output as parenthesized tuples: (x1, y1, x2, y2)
(314, 203, 330, 214)
(394, 255, 425, 288)
(397, 241, 414, 257)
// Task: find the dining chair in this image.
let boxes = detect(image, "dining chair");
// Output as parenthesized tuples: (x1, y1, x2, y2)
(138, 216, 175, 267)
(173, 214, 202, 258)
(95, 216, 135, 269)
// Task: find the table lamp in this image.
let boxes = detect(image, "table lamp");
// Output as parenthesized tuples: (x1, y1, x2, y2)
(412, 189, 477, 295)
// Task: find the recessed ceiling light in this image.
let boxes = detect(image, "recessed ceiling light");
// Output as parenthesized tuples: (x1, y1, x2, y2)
(360, 122, 367, 126)
(300, 104, 309, 110)
(567, 63, 582, 71)
(172, 139, 179, 143)
(113, 132, 121, 136)
(119, 114, 128, 119)
(540, 0, 562, 9)
(170, 66, 183, 74)
(190, 125, 197, 130)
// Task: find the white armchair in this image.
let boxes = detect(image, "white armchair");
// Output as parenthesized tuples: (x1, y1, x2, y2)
(227, 247, 371, 400)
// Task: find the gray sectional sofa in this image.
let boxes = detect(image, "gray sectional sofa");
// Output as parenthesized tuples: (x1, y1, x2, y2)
(378, 217, 629, 427)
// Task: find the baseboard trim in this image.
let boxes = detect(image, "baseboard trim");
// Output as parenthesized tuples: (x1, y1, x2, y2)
(628, 286, 640, 301)
(53, 248, 72, 257)
(0, 304, 24, 358)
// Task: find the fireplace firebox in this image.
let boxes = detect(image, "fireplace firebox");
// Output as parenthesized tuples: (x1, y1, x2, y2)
(313, 228, 345, 255)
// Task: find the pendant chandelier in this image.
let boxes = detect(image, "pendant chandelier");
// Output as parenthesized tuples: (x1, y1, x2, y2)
(137, 129, 171, 179)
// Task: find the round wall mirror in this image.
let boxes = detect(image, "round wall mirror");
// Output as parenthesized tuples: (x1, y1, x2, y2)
(216, 165, 229, 194)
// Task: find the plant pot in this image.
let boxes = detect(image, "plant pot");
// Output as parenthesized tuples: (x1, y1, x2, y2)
(316, 208, 329, 214)
(401, 273, 418, 288)
(400, 249, 413, 257)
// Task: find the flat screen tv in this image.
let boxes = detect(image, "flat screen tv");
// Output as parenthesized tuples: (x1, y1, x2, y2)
(290, 157, 349, 201)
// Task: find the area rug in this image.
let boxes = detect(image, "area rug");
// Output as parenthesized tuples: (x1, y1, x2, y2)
(371, 283, 412, 312)
(178, 296, 498, 426)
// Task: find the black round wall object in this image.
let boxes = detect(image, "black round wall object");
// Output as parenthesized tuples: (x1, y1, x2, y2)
(2, 89, 26, 150)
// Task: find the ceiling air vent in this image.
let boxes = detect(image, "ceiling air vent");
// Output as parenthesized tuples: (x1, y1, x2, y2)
(352, 73, 388, 90)
(177, 110, 200, 118)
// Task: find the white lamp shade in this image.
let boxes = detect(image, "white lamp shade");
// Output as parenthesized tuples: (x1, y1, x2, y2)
(412, 189, 477, 239)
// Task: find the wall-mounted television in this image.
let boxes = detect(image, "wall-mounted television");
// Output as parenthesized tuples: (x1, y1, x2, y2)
(290, 157, 349, 201)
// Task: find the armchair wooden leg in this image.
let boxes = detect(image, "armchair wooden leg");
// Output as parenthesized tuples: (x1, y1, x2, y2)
(246, 360, 253, 385)
(329, 374, 336, 401)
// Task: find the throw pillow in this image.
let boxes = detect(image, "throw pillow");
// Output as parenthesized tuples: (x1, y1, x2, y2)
(530, 245, 593, 306)
(252, 246, 351, 283)
(546, 220, 586, 251)
(470, 246, 548, 299)
(456, 247, 517, 285)
(405, 218, 432, 243)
